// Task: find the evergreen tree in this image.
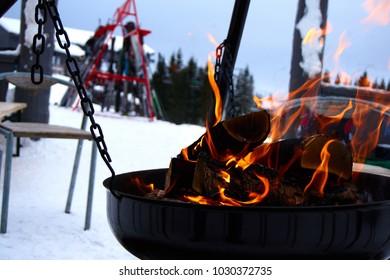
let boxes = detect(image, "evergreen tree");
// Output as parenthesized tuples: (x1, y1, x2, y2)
(152, 50, 254, 125)
(372, 79, 378, 89)
(322, 70, 330, 84)
(358, 71, 370, 87)
(195, 64, 213, 125)
(334, 73, 341, 85)
(184, 57, 200, 124)
(234, 66, 255, 115)
(379, 79, 386, 90)
(152, 53, 170, 118)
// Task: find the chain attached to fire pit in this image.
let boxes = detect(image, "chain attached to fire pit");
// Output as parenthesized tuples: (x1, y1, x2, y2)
(31, 0, 119, 198)
(31, 0, 47, 84)
(214, 40, 237, 119)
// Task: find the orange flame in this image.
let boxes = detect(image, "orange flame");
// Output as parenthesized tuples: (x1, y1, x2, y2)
(350, 91, 388, 162)
(130, 177, 154, 194)
(207, 33, 219, 48)
(304, 139, 336, 196)
(220, 170, 231, 183)
(218, 173, 270, 206)
(184, 195, 215, 205)
(207, 54, 222, 126)
(334, 31, 351, 62)
(362, 0, 390, 25)
(169, 25, 388, 207)
(317, 99, 354, 132)
(302, 22, 332, 48)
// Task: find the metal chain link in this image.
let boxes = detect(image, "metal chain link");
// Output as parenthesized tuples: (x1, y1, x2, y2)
(32, 0, 119, 198)
(31, 0, 47, 84)
(214, 40, 237, 118)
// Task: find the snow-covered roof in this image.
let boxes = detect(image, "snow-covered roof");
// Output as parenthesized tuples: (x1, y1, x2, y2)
(0, 17, 154, 56)
(0, 17, 20, 34)
(0, 17, 88, 56)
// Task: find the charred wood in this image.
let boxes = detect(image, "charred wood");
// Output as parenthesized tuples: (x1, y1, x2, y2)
(180, 110, 270, 161)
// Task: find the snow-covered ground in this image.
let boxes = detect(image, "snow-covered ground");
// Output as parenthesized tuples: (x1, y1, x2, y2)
(0, 96, 205, 259)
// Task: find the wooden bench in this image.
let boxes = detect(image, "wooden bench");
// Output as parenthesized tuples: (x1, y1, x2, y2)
(0, 71, 97, 234)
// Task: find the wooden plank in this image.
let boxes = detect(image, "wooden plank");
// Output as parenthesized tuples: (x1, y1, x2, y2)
(0, 122, 92, 140)
(0, 102, 27, 120)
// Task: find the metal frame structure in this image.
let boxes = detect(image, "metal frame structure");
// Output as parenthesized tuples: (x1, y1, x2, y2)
(84, 0, 155, 119)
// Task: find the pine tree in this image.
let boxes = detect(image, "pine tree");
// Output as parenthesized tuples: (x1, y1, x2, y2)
(234, 66, 255, 115)
(152, 53, 170, 118)
(322, 70, 331, 83)
(379, 79, 386, 90)
(151, 50, 255, 125)
(358, 71, 370, 87)
(372, 79, 378, 89)
(334, 74, 341, 85)
(184, 57, 200, 124)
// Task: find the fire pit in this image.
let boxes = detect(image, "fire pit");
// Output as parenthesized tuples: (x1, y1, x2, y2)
(104, 168, 390, 260)
(101, 0, 390, 260)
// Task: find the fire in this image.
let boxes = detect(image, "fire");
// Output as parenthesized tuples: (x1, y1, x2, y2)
(317, 99, 354, 132)
(302, 22, 332, 48)
(130, 177, 154, 194)
(207, 33, 219, 48)
(362, 0, 390, 25)
(184, 195, 214, 205)
(184, 173, 270, 206)
(304, 139, 336, 196)
(333, 31, 351, 62)
(164, 23, 389, 208)
(350, 92, 388, 163)
(220, 170, 231, 183)
(207, 54, 223, 126)
(218, 173, 270, 206)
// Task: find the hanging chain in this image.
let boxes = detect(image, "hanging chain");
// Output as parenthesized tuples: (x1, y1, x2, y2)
(214, 40, 237, 118)
(31, 0, 47, 84)
(32, 0, 119, 198)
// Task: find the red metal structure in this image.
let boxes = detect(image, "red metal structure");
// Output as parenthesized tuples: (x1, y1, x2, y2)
(84, 0, 154, 119)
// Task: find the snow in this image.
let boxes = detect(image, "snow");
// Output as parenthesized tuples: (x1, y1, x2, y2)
(23, 0, 37, 48)
(0, 44, 20, 56)
(296, 0, 324, 77)
(0, 17, 20, 35)
(0, 16, 154, 58)
(0, 91, 205, 259)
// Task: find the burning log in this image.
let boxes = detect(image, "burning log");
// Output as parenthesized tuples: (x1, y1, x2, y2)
(180, 110, 270, 162)
(254, 134, 353, 181)
(171, 151, 362, 206)
(162, 108, 366, 207)
(165, 110, 270, 197)
(164, 157, 196, 196)
(192, 153, 273, 200)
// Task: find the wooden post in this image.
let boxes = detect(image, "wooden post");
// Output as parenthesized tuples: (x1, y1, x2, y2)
(14, 0, 56, 123)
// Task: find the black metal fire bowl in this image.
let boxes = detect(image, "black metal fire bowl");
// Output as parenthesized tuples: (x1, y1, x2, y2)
(103, 168, 390, 260)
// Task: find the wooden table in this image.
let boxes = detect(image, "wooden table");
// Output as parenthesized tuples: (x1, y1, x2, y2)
(0, 101, 27, 121)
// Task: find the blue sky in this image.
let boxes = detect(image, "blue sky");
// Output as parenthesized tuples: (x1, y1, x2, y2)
(4, 0, 390, 96)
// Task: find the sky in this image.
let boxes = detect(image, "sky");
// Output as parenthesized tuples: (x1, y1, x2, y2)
(3, 0, 390, 96)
